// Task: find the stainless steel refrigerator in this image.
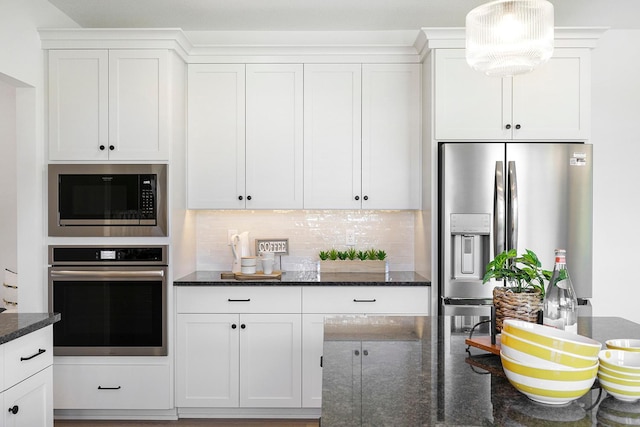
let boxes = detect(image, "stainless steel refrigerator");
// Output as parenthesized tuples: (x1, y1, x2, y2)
(439, 142, 593, 316)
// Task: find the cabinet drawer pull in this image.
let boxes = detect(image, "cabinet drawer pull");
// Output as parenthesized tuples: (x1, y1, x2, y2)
(98, 386, 122, 390)
(7, 405, 19, 415)
(353, 299, 376, 303)
(20, 348, 46, 361)
(228, 298, 251, 302)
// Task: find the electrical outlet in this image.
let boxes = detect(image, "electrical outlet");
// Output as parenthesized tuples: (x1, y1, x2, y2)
(346, 229, 356, 246)
(227, 229, 237, 245)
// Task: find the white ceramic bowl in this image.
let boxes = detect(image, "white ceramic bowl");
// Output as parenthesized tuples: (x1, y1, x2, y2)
(501, 330, 598, 369)
(500, 352, 598, 405)
(599, 349, 640, 375)
(598, 371, 640, 402)
(606, 339, 640, 352)
(503, 319, 602, 358)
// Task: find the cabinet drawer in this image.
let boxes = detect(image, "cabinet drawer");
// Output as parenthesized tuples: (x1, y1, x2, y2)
(302, 287, 429, 314)
(177, 286, 301, 314)
(3, 326, 53, 390)
(53, 363, 171, 409)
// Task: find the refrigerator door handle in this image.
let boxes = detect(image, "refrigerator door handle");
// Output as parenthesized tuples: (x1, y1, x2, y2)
(507, 160, 518, 252)
(494, 161, 505, 256)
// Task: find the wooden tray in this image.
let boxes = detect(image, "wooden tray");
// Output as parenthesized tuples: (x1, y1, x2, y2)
(220, 271, 282, 280)
(465, 335, 501, 355)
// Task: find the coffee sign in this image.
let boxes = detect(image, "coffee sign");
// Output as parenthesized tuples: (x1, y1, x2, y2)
(255, 238, 289, 255)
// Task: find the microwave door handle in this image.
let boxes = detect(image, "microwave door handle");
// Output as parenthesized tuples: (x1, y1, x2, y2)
(507, 161, 518, 252)
(50, 270, 165, 278)
(494, 161, 505, 257)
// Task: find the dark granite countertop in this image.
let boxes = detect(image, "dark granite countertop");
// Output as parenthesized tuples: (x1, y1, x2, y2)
(321, 315, 640, 426)
(0, 312, 61, 345)
(174, 270, 430, 286)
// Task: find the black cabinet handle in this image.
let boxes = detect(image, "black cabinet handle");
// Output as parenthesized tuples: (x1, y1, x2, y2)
(99, 145, 106, 150)
(109, 145, 115, 150)
(363, 350, 369, 356)
(515, 124, 521, 130)
(355, 196, 360, 201)
(98, 386, 121, 390)
(354, 350, 360, 356)
(238, 195, 243, 200)
(363, 195, 368, 201)
(320, 356, 323, 368)
(353, 299, 376, 303)
(228, 298, 250, 302)
(241, 324, 246, 329)
(247, 195, 252, 201)
(232, 324, 237, 329)
(20, 348, 46, 361)
(505, 124, 512, 130)
(8, 405, 18, 415)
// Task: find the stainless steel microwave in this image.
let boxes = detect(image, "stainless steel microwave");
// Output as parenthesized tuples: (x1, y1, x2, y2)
(48, 164, 167, 237)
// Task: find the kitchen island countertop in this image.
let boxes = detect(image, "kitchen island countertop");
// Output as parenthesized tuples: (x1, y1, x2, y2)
(0, 312, 61, 345)
(321, 315, 640, 426)
(174, 270, 430, 286)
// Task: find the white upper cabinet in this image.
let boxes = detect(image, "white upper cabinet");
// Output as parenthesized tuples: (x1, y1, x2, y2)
(48, 49, 169, 161)
(245, 64, 304, 209)
(303, 64, 362, 209)
(361, 64, 422, 209)
(187, 64, 246, 209)
(303, 63, 421, 210)
(187, 63, 303, 209)
(434, 48, 590, 141)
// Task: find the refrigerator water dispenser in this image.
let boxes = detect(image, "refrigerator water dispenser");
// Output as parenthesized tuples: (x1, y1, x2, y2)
(450, 213, 490, 280)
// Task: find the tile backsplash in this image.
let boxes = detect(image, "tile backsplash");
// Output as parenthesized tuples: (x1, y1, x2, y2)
(195, 210, 416, 271)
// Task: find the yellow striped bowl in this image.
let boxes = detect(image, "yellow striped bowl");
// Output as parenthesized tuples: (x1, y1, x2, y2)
(599, 350, 640, 375)
(606, 339, 640, 352)
(500, 352, 598, 405)
(503, 319, 601, 358)
(501, 330, 598, 369)
(598, 371, 640, 402)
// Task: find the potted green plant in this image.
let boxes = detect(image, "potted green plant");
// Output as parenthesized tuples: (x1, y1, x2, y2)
(483, 248, 549, 332)
(317, 247, 388, 273)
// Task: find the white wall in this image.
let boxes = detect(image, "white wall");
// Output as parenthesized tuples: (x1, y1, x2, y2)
(591, 29, 640, 323)
(0, 0, 77, 311)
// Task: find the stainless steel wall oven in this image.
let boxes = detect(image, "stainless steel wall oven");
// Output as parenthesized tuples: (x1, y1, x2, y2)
(48, 245, 168, 356)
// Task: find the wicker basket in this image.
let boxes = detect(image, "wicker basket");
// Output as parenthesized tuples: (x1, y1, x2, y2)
(493, 286, 543, 333)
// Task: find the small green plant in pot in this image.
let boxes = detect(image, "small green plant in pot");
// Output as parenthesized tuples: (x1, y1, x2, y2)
(483, 248, 549, 332)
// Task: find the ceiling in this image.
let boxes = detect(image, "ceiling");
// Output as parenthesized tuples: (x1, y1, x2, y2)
(46, 0, 640, 32)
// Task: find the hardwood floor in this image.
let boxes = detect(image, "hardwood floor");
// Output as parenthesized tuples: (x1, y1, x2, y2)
(54, 419, 319, 427)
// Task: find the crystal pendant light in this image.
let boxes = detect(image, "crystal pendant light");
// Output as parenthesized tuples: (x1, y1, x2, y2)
(466, 0, 554, 77)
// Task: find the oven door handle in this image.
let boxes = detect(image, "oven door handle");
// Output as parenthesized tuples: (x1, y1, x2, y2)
(50, 270, 165, 278)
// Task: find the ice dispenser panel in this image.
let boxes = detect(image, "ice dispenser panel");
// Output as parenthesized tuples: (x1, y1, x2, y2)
(450, 214, 490, 280)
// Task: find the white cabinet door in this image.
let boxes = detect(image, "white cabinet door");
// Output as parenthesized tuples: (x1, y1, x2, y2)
(511, 49, 590, 140)
(434, 48, 590, 141)
(48, 49, 169, 161)
(362, 64, 421, 209)
(303, 64, 362, 209)
(176, 314, 240, 407)
(107, 50, 169, 160)
(187, 64, 246, 209)
(245, 64, 304, 209)
(3, 366, 53, 427)
(239, 313, 302, 408)
(434, 49, 508, 141)
(301, 313, 326, 408)
(48, 50, 109, 161)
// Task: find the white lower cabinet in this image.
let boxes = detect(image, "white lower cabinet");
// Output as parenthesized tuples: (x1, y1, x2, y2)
(2, 366, 53, 427)
(175, 285, 430, 412)
(53, 363, 171, 410)
(0, 326, 54, 427)
(176, 287, 302, 409)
